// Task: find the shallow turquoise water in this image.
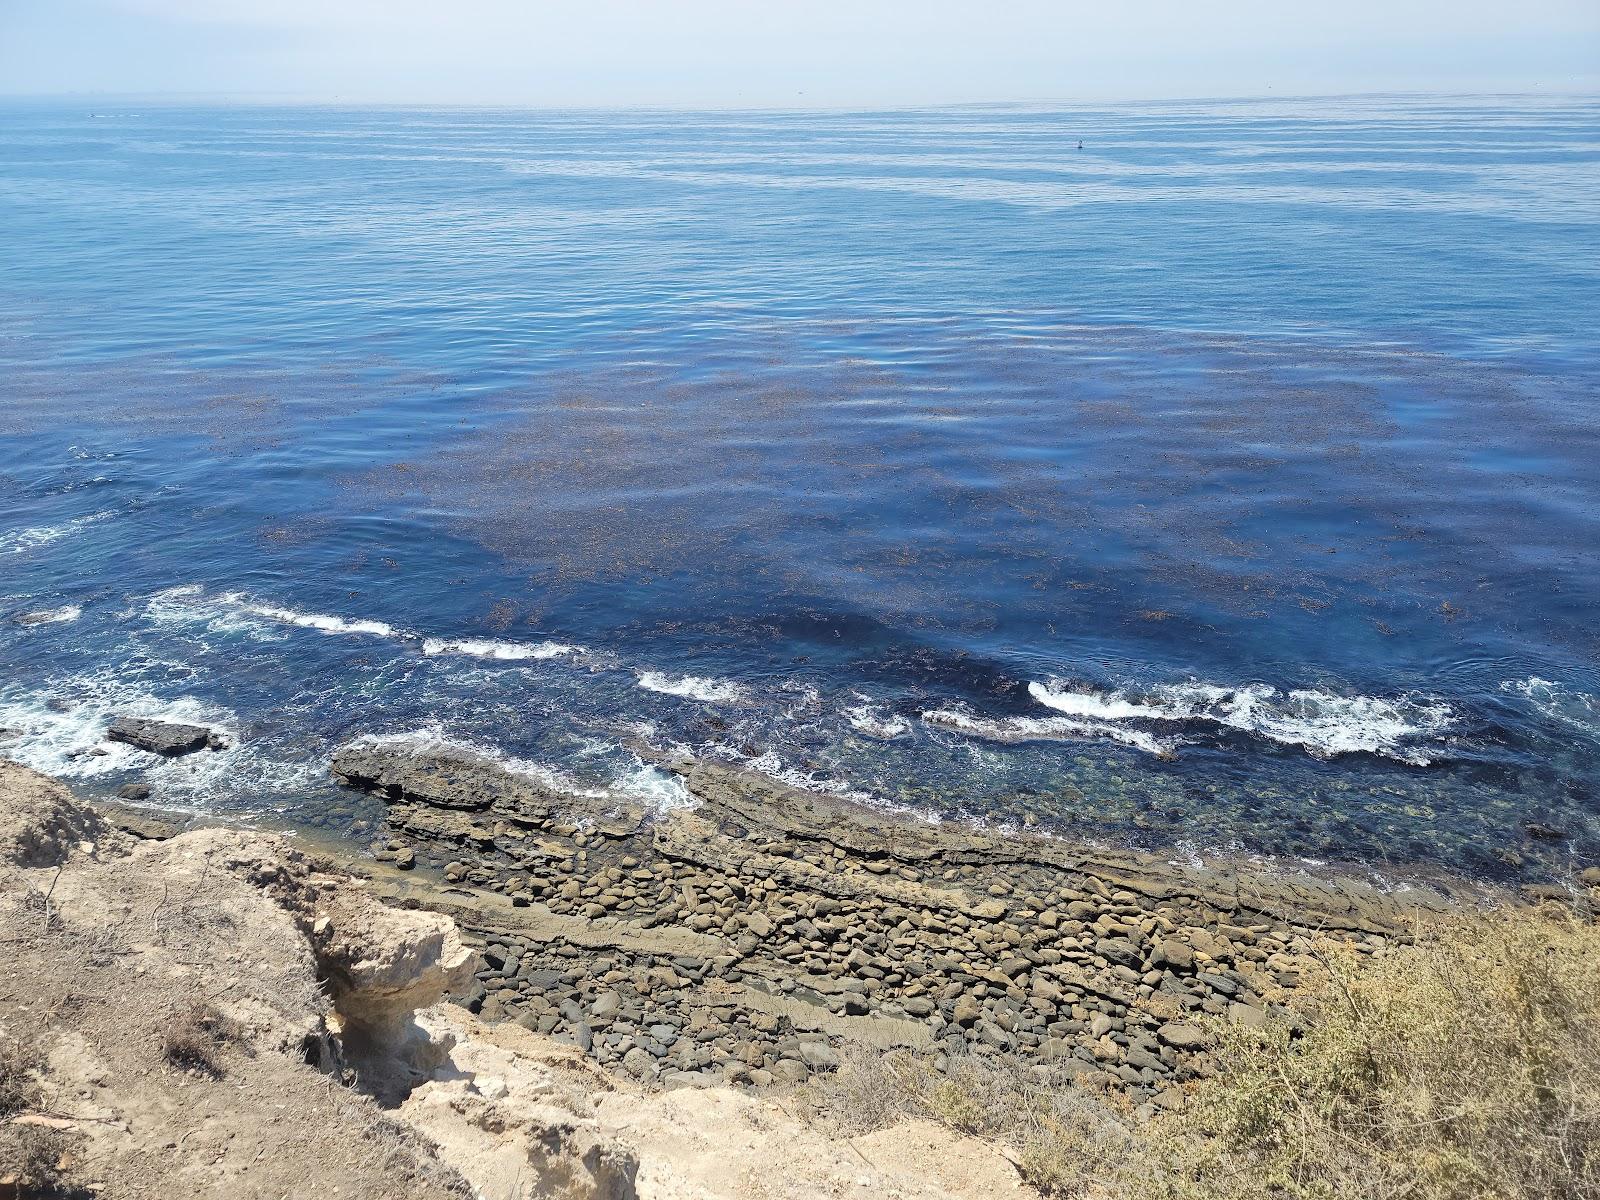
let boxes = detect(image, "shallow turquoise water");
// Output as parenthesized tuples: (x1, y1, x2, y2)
(1, 96, 1597, 874)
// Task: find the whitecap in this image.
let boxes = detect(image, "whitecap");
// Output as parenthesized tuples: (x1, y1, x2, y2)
(921, 706, 1176, 757)
(1502, 676, 1600, 738)
(238, 601, 397, 638)
(1026, 678, 1452, 764)
(141, 585, 286, 639)
(12, 604, 83, 626)
(843, 700, 913, 740)
(1228, 689, 1452, 764)
(421, 636, 583, 661)
(0, 509, 116, 555)
(635, 671, 747, 704)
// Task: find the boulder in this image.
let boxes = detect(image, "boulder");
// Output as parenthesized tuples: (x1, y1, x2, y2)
(107, 717, 225, 756)
(1157, 1022, 1207, 1050)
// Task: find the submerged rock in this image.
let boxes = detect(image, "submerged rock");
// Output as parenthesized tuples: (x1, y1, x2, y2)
(107, 716, 227, 756)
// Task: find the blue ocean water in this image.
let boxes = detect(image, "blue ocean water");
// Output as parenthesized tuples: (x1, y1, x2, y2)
(2, 95, 1598, 875)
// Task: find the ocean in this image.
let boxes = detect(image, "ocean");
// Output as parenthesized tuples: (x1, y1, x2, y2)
(1, 94, 1597, 876)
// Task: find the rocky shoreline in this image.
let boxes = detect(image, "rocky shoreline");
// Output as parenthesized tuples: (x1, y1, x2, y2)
(324, 737, 1484, 1109)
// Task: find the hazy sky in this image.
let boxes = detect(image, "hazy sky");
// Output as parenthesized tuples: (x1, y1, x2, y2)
(3, 0, 1597, 106)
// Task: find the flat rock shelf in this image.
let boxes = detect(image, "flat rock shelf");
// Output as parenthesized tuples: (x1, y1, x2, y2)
(331, 742, 1470, 1107)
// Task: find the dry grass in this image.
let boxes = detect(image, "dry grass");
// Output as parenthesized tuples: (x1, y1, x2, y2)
(1143, 902, 1600, 1200)
(806, 903, 1600, 1200)
(159, 1002, 245, 1078)
(0, 1035, 44, 1119)
(0, 1123, 77, 1194)
(803, 1048, 1137, 1197)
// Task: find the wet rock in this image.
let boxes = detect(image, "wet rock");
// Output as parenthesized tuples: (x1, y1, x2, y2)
(117, 782, 153, 801)
(107, 717, 225, 757)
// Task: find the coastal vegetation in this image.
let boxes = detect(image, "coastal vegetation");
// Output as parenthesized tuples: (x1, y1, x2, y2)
(4, 750, 1595, 1197)
(810, 901, 1600, 1199)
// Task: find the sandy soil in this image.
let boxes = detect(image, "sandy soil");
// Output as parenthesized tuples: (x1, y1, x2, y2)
(0, 759, 1037, 1199)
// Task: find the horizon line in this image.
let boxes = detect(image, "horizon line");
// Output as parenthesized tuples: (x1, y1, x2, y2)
(2, 86, 1597, 116)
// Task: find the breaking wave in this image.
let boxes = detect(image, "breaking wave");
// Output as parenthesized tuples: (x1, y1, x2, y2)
(421, 636, 584, 661)
(11, 604, 83, 626)
(1026, 679, 1454, 764)
(921, 706, 1176, 757)
(236, 600, 398, 638)
(843, 699, 913, 740)
(0, 509, 116, 555)
(636, 671, 747, 704)
(0, 672, 317, 810)
(1502, 677, 1600, 739)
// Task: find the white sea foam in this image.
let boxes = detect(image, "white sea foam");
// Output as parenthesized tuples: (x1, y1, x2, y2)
(636, 671, 747, 704)
(421, 636, 583, 661)
(238, 601, 397, 638)
(12, 604, 83, 626)
(0, 509, 116, 555)
(142, 587, 394, 641)
(611, 762, 695, 812)
(141, 585, 285, 639)
(0, 675, 238, 785)
(1026, 678, 1453, 764)
(1502, 676, 1600, 737)
(921, 706, 1176, 757)
(843, 700, 913, 740)
(736, 749, 882, 803)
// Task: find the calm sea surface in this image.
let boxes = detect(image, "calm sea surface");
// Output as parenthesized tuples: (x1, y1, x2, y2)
(2, 96, 1598, 876)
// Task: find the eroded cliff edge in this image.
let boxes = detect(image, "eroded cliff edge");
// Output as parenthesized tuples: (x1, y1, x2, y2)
(0, 758, 1035, 1199)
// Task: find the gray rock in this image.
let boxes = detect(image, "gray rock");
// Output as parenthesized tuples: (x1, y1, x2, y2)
(796, 1042, 839, 1071)
(1157, 1022, 1206, 1050)
(1228, 1001, 1267, 1028)
(107, 717, 223, 757)
(771, 1059, 810, 1085)
(1198, 971, 1241, 997)
(1154, 938, 1194, 971)
(622, 1046, 657, 1080)
(1098, 938, 1143, 969)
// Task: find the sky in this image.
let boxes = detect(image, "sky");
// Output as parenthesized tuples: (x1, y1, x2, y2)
(1, 0, 1597, 107)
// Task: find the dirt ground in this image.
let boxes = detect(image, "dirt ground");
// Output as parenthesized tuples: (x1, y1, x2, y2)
(0, 759, 1035, 1200)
